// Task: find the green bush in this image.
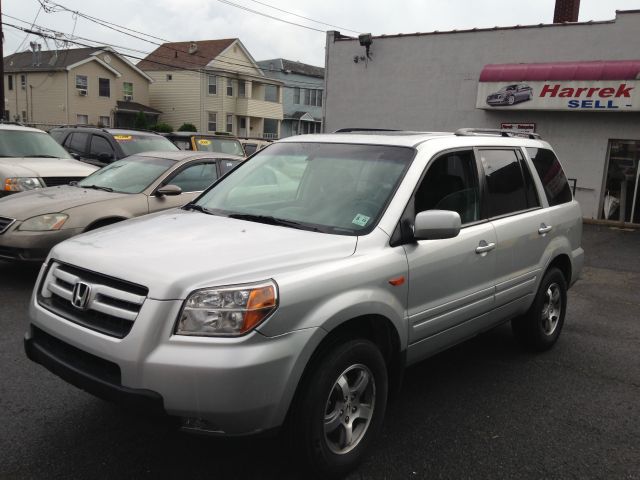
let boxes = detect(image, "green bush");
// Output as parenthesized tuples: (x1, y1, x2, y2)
(151, 122, 173, 133)
(134, 111, 148, 129)
(178, 122, 197, 132)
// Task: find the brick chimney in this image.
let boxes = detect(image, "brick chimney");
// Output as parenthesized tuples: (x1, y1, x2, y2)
(554, 0, 580, 23)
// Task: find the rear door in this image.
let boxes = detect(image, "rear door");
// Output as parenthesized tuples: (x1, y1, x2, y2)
(405, 149, 497, 345)
(477, 147, 551, 308)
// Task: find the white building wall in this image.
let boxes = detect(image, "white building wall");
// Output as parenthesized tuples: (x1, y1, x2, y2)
(324, 11, 640, 219)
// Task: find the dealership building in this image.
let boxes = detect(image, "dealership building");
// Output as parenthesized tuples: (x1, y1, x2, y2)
(323, 5, 640, 223)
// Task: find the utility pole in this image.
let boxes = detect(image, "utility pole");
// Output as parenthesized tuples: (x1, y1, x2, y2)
(0, 0, 4, 121)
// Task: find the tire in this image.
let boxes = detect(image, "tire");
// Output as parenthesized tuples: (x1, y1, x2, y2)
(512, 267, 567, 351)
(290, 338, 388, 479)
(507, 95, 516, 105)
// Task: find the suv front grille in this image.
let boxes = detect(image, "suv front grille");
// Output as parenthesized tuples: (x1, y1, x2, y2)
(38, 262, 148, 339)
(0, 216, 15, 234)
(42, 177, 84, 187)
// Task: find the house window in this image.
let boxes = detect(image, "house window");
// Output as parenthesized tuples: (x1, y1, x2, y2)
(317, 90, 323, 107)
(99, 78, 110, 97)
(207, 112, 217, 132)
(304, 88, 311, 105)
(166, 74, 173, 81)
(99, 116, 111, 127)
(227, 78, 233, 96)
(238, 81, 246, 98)
(75, 75, 87, 90)
(293, 87, 300, 104)
(77, 114, 89, 125)
(265, 84, 278, 102)
(20, 75, 26, 89)
(310, 89, 317, 106)
(226, 114, 233, 133)
(123, 82, 133, 100)
(208, 75, 217, 95)
(7, 75, 13, 91)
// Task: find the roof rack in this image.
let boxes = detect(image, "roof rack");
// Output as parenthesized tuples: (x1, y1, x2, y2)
(454, 128, 542, 140)
(334, 128, 400, 133)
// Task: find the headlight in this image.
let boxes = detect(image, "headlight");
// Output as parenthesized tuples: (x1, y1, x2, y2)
(18, 213, 69, 231)
(4, 177, 45, 192)
(175, 280, 278, 337)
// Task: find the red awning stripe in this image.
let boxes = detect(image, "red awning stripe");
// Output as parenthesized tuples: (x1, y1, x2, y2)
(479, 60, 640, 82)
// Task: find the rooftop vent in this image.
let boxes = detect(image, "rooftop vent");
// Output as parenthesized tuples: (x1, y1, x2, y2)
(554, 0, 580, 23)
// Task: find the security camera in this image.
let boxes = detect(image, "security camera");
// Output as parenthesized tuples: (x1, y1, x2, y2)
(358, 33, 373, 47)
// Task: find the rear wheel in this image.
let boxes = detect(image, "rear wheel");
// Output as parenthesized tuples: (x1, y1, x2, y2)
(291, 339, 388, 479)
(512, 267, 567, 351)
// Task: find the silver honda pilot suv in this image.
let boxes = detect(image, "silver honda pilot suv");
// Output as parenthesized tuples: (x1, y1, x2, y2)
(25, 128, 583, 478)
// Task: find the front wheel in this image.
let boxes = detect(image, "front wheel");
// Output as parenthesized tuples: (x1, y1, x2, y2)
(291, 339, 388, 479)
(507, 95, 516, 105)
(512, 267, 567, 351)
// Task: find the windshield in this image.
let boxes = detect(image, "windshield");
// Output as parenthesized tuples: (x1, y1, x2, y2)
(114, 134, 179, 156)
(194, 137, 245, 156)
(195, 142, 414, 234)
(0, 130, 72, 158)
(78, 155, 175, 193)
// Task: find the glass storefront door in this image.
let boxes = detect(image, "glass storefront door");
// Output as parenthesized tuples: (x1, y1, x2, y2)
(602, 140, 640, 223)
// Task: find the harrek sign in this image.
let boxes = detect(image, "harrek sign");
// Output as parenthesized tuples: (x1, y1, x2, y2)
(540, 83, 634, 109)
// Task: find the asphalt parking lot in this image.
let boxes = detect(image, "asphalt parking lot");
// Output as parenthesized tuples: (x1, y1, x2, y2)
(1, 223, 639, 479)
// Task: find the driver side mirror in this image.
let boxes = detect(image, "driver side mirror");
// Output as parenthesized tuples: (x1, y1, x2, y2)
(155, 184, 182, 197)
(413, 210, 461, 240)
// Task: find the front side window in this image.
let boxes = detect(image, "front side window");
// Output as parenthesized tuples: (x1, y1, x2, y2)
(66, 132, 90, 154)
(195, 142, 415, 235)
(75, 75, 87, 90)
(0, 130, 72, 158)
(89, 135, 114, 159)
(527, 147, 572, 206)
(414, 149, 480, 224)
(207, 112, 217, 132)
(208, 75, 217, 95)
(479, 149, 529, 217)
(167, 162, 219, 192)
(99, 78, 110, 97)
(78, 156, 175, 193)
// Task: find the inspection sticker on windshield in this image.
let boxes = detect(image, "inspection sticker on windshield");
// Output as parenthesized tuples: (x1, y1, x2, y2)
(197, 139, 212, 146)
(114, 135, 132, 141)
(352, 214, 370, 227)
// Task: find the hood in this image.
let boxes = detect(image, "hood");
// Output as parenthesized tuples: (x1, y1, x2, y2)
(0, 157, 97, 178)
(50, 209, 358, 299)
(0, 185, 131, 221)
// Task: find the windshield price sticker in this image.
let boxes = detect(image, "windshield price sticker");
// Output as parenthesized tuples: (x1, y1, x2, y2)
(197, 139, 212, 146)
(114, 135, 133, 141)
(352, 214, 370, 227)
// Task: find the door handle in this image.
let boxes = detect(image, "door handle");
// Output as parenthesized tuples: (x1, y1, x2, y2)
(475, 241, 496, 254)
(538, 224, 553, 235)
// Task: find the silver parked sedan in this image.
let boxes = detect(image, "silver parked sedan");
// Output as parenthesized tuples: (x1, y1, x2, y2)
(0, 151, 242, 261)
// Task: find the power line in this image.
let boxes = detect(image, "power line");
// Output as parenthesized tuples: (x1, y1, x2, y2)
(13, 4, 43, 53)
(245, 0, 360, 34)
(214, 0, 326, 33)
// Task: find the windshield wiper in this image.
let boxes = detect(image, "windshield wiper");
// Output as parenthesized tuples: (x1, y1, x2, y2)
(80, 184, 114, 192)
(228, 213, 321, 231)
(183, 203, 213, 214)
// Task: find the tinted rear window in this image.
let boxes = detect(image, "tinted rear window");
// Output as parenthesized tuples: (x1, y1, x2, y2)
(479, 149, 528, 217)
(526, 148, 572, 206)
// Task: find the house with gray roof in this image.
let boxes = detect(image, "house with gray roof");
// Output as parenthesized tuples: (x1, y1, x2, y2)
(3, 46, 157, 128)
(257, 58, 324, 138)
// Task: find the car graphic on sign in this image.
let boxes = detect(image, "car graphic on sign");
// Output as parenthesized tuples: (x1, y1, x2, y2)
(486, 84, 534, 106)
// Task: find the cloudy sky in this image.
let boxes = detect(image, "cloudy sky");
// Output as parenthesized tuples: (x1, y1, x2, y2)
(4, 0, 640, 67)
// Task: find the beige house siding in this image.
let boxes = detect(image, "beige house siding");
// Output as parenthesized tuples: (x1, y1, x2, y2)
(147, 71, 202, 130)
(67, 61, 120, 126)
(207, 43, 262, 76)
(5, 71, 67, 126)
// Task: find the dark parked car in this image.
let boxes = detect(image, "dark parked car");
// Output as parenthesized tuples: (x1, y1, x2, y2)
(50, 126, 179, 166)
(486, 84, 533, 106)
(163, 132, 246, 157)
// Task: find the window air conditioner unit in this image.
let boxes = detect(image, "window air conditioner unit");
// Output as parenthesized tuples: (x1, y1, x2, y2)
(78, 88, 88, 96)
(124, 95, 133, 101)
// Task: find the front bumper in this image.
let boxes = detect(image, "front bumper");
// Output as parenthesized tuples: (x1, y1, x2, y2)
(27, 290, 323, 435)
(0, 227, 83, 262)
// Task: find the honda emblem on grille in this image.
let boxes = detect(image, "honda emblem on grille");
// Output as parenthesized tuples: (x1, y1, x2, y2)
(71, 282, 92, 310)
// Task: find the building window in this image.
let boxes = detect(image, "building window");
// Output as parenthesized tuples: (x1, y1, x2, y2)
(238, 81, 246, 98)
(208, 75, 217, 95)
(123, 82, 133, 101)
(310, 89, 317, 106)
(304, 88, 311, 105)
(99, 116, 111, 127)
(263, 118, 278, 139)
(265, 84, 279, 103)
(207, 112, 217, 132)
(166, 74, 173, 81)
(20, 75, 26, 89)
(227, 78, 233, 96)
(99, 78, 110, 97)
(7, 75, 13, 91)
(317, 90, 323, 107)
(77, 114, 89, 125)
(75, 75, 87, 90)
(293, 87, 300, 104)
(226, 114, 233, 133)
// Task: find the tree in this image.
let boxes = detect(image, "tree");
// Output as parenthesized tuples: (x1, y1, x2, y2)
(134, 111, 148, 129)
(151, 122, 173, 133)
(178, 122, 197, 132)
